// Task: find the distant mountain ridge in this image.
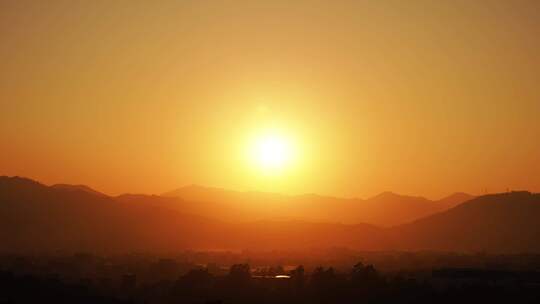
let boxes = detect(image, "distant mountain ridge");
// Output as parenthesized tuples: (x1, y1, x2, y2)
(0, 177, 475, 227)
(0, 176, 226, 253)
(435, 192, 474, 207)
(163, 185, 474, 226)
(51, 183, 107, 197)
(4, 176, 536, 254)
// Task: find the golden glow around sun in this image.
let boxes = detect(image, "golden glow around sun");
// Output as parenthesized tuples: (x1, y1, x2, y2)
(249, 132, 295, 173)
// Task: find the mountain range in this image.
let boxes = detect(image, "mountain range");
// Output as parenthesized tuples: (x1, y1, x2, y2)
(162, 185, 474, 226)
(1, 176, 539, 254)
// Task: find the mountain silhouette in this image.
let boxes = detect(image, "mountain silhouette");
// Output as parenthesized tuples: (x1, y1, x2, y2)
(1, 176, 538, 254)
(436, 192, 476, 208)
(0, 176, 227, 253)
(51, 183, 107, 197)
(390, 191, 540, 252)
(163, 186, 473, 226)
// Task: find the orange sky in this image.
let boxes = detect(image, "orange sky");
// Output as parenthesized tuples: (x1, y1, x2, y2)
(1, 0, 540, 199)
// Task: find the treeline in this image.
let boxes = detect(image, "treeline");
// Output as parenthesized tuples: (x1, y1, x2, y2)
(169, 263, 539, 304)
(3, 262, 540, 304)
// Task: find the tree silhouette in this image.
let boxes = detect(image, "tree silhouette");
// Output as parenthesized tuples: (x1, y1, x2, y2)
(227, 264, 251, 285)
(291, 265, 305, 289)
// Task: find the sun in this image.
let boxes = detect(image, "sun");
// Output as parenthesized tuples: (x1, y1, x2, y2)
(250, 132, 294, 172)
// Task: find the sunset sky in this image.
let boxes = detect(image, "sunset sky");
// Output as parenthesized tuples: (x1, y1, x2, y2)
(1, 0, 539, 199)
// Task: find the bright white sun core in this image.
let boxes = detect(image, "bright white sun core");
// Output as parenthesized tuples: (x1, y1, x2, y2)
(249, 132, 295, 173)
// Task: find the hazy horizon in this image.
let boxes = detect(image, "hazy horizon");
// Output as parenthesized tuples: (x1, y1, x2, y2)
(2, 174, 487, 201)
(2, 0, 540, 199)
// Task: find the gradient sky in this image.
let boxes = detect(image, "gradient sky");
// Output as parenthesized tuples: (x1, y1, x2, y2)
(1, 0, 540, 199)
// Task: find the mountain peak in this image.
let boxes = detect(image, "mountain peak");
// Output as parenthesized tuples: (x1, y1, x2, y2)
(370, 191, 398, 199)
(162, 184, 230, 198)
(369, 191, 427, 201)
(0, 176, 45, 189)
